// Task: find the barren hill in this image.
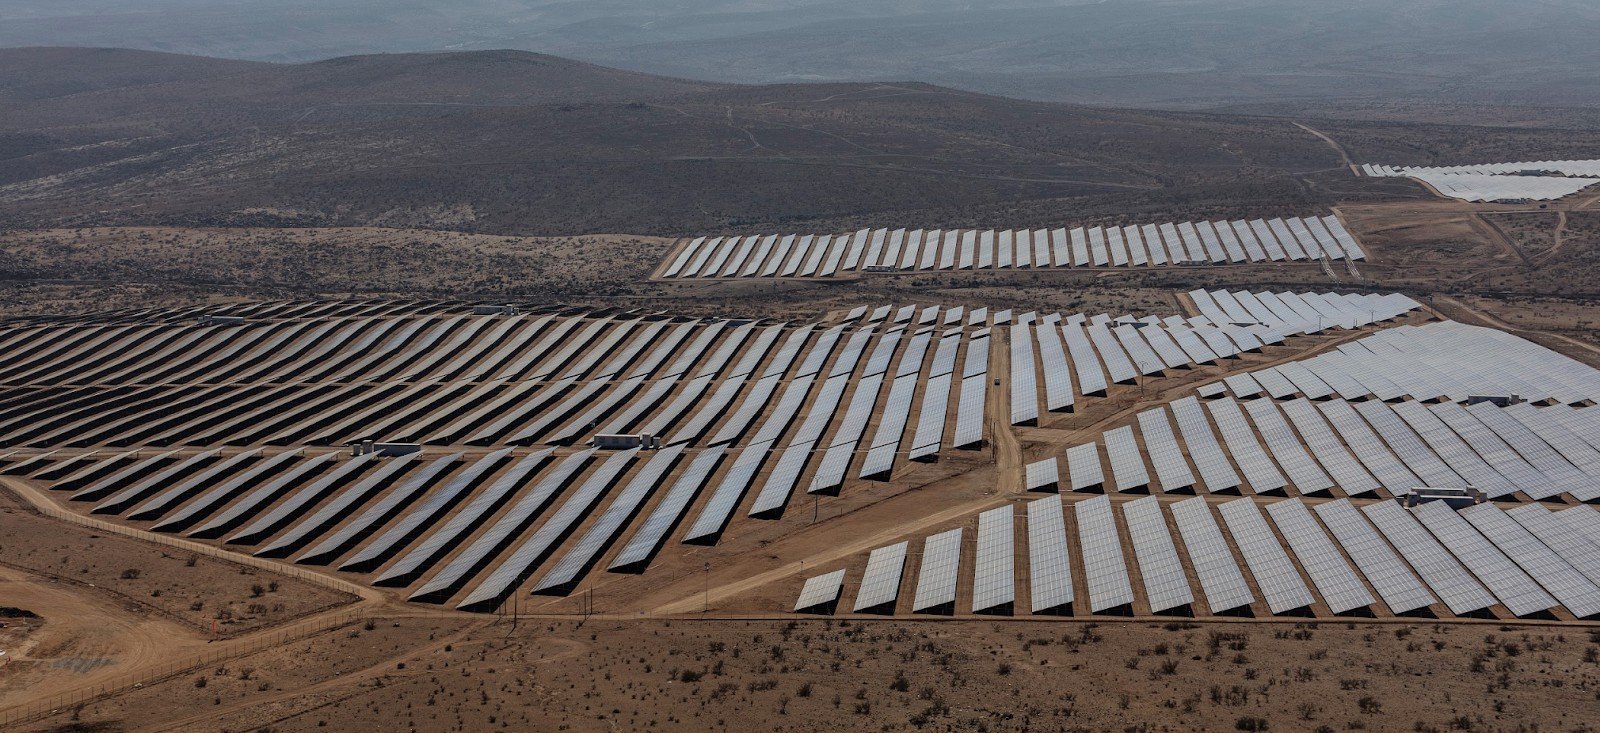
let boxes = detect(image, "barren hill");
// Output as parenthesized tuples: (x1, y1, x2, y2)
(2, 48, 1594, 235)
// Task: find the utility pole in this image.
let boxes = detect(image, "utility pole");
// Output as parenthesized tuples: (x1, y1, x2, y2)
(702, 562, 710, 614)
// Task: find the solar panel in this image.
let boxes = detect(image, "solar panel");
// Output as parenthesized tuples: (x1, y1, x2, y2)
(1070, 227, 1090, 265)
(895, 229, 922, 269)
(93, 448, 237, 515)
(1122, 496, 1193, 613)
(1075, 495, 1135, 612)
(1241, 398, 1333, 495)
(224, 455, 400, 549)
(1557, 506, 1600, 549)
(1085, 323, 1138, 385)
(1173, 222, 1208, 262)
(853, 542, 908, 612)
(1467, 402, 1595, 499)
(534, 446, 686, 592)
(1410, 501, 1555, 617)
(741, 235, 779, 276)
(1123, 225, 1150, 266)
(335, 449, 511, 571)
(1066, 442, 1104, 491)
(934, 230, 953, 270)
(1429, 402, 1558, 499)
(1033, 229, 1051, 266)
(1025, 495, 1074, 612)
(953, 374, 988, 450)
(1217, 498, 1314, 614)
(781, 235, 814, 276)
(1357, 500, 1494, 615)
(1266, 219, 1306, 259)
(1105, 226, 1129, 266)
(1112, 324, 1164, 376)
(912, 528, 963, 612)
(1164, 224, 1190, 264)
(609, 446, 726, 571)
(1161, 323, 1217, 365)
(1050, 228, 1071, 267)
(1088, 227, 1109, 266)
(1008, 326, 1040, 425)
(1035, 324, 1075, 412)
(1388, 401, 1514, 497)
(1102, 426, 1151, 492)
(1459, 503, 1600, 618)
(997, 230, 1015, 268)
(794, 569, 847, 612)
(1061, 323, 1108, 396)
(1505, 504, 1600, 589)
(1316, 400, 1423, 495)
(154, 448, 336, 534)
(1169, 497, 1253, 613)
(186, 453, 357, 539)
(1025, 458, 1060, 492)
(1207, 398, 1288, 494)
(247, 454, 416, 557)
(1169, 398, 1241, 493)
(662, 237, 703, 277)
(1312, 499, 1436, 615)
(1194, 221, 1228, 263)
(1352, 400, 1462, 489)
(1136, 409, 1195, 492)
(1211, 220, 1248, 262)
(377, 450, 557, 587)
(1277, 398, 1380, 496)
(455, 449, 638, 610)
(295, 453, 462, 565)
(1263, 499, 1373, 613)
(972, 506, 1016, 613)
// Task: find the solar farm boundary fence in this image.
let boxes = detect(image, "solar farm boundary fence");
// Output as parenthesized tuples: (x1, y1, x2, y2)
(1, 476, 369, 598)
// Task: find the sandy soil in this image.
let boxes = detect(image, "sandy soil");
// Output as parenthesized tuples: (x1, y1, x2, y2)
(16, 616, 1600, 733)
(0, 564, 203, 710)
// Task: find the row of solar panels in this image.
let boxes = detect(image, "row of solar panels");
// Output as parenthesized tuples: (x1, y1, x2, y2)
(11, 317, 989, 607)
(1009, 291, 1420, 424)
(1213, 321, 1600, 406)
(0, 315, 966, 470)
(0, 298, 470, 328)
(12, 428, 956, 611)
(795, 494, 1600, 620)
(1059, 391, 1600, 503)
(1390, 172, 1596, 203)
(661, 215, 1366, 279)
(0, 310, 755, 388)
(1362, 160, 1600, 179)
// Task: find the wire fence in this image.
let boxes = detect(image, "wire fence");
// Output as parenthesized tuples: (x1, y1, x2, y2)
(7, 479, 369, 597)
(0, 479, 375, 728)
(0, 610, 369, 728)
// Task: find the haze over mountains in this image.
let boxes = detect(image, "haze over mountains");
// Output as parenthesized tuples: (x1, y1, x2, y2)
(4, 0, 1599, 112)
(8, 47, 1600, 237)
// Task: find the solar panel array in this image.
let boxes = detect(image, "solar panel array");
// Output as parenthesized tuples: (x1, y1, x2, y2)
(798, 495, 1600, 619)
(2, 300, 1019, 613)
(662, 215, 1368, 278)
(1362, 160, 1600, 202)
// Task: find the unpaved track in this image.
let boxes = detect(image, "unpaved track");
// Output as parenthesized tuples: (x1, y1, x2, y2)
(989, 327, 1022, 494)
(0, 566, 200, 708)
(1293, 121, 1354, 171)
(648, 493, 1010, 615)
(0, 477, 411, 724)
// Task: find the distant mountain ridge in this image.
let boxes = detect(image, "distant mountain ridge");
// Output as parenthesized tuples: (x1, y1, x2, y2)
(0, 47, 1592, 237)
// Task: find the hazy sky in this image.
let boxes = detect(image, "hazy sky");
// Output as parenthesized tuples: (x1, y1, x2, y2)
(3, 0, 1597, 109)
